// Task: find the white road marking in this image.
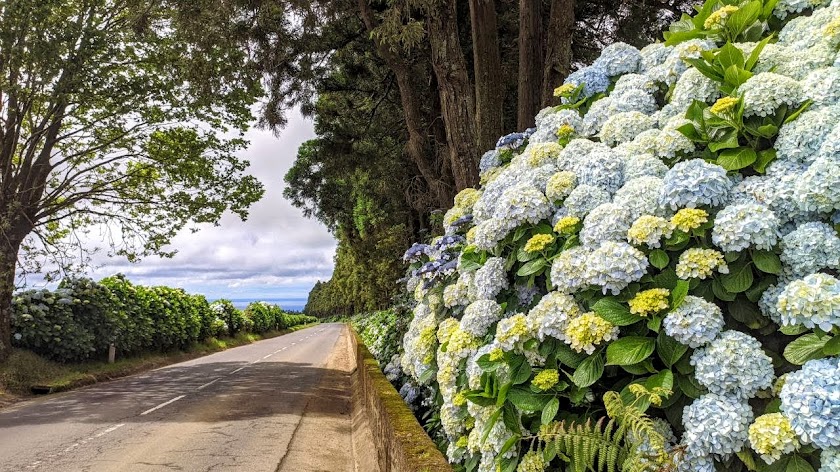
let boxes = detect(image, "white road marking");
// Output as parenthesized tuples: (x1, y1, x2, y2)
(93, 423, 126, 437)
(262, 354, 272, 359)
(140, 395, 186, 416)
(196, 378, 221, 390)
(230, 366, 246, 374)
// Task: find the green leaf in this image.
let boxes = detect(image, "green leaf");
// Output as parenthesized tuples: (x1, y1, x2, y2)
(709, 129, 741, 152)
(823, 336, 840, 356)
(649, 249, 670, 270)
(723, 64, 753, 89)
(786, 455, 815, 472)
(717, 146, 757, 170)
(571, 353, 604, 388)
(716, 43, 745, 69)
(779, 324, 809, 336)
(555, 343, 587, 368)
(645, 369, 674, 393)
(720, 263, 754, 293)
(784, 100, 813, 125)
(728, 298, 768, 329)
(746, 35, 774, 70)
(711, 279, 737, 304)
(481, 408, 502, 443)
(592, 297, 643, 326)
(510, 358, 532, 385)
(784, 333, 830, 365)
(683, 57, 725, 82)
(502, 402, 519, 431)
(685, 100, 708, 123)
(606, 336, 656, 366)
(670, 280, 690, 308)
(754, 148, 777, 173)
(517, 259, 546, 277)
(507, 386, 550, 411)
(752, 250, 782, 275)
(726, 0, 761, 38)
(516, 246, 538, 262)
(657, 331, 688, 367)
(542, 397, 560, 425)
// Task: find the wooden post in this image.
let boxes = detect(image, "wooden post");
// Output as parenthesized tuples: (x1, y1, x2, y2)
(108, 343, 116, 364)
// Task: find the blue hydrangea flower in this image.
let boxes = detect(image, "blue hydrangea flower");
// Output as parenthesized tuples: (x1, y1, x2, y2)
(469, 257, 509, 301)
(496, 132, 529, 150)
(585, 241, 649, 295)
(461, 300, 503, 337)
(639, 43, 672, 72)
(660, 159, 733, 210)
(663, 296, 724, 348)
(608, 89, 659, 116)
(594, 42, 641, 76)
(691, 330, 775, 398)
(820, 448, 840, 472)
(472, 218, 511, 251)
(670, 68, 721, 110)
(622, 153, 669, 180)
(775, 106, 840, 165)
(576, 149, 625, 193)
(682, 393, 754, 455)
(781, 222, 840, 277)
(803, 67, 840, 107)
(673, 448, 717, 472)
(777, 273, 840, 331)
(796, 156, 840, 213)
(613, 73, 659, 96)
(780, 357, 840, 448)
(531, 109, 584, 143)
(581, 96, 613, 137)
(564, 65, 610, 98)
(479, 149, 501, 174)
(712, 203, 781, 252)
(404, 243, 431, 262)
(563, 184, 611, 218)
(613, 176, 666, 220)
(600, 111, 658, 147)
(493, 183, 552, 227)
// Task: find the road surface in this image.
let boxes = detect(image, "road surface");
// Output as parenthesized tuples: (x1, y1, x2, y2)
(0, 323, 361, 472)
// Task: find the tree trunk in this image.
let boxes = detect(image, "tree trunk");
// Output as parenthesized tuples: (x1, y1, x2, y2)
(517, 0, 544, 130)
(0, 235, 21, 362)
(427, 0, 480, 190)
(542, 0, 576, 106)
(357, 0, 454, 209)
(468, 0, 503, 152)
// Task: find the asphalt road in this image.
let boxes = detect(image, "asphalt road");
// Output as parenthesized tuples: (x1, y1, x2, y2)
(0, 323, 357, 472)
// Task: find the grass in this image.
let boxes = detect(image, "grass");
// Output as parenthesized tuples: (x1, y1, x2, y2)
(0, 322, 319, 406)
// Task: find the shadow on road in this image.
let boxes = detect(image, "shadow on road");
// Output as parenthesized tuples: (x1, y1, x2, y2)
(0, 360, 351, 428)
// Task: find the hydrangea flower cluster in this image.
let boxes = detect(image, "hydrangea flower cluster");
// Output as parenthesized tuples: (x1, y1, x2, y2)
(393, 3, 840, 470)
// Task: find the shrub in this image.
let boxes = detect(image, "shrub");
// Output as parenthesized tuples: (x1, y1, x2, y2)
(211, 299, 248, 336)
(396, 1, 840, 471)
(10, 289, 97, 362)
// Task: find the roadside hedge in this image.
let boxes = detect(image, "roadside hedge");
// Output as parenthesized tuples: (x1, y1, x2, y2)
(10, 274, 317, 362)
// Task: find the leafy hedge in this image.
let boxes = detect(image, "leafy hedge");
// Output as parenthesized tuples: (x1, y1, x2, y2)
(396, 1, 840, 471)
(11, 274, 317, 362)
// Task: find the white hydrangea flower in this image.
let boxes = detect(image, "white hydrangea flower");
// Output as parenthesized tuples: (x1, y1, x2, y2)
(670, 68, 721, 109)
(622, 153, 669, 180)
(492, 182, 552, 227)
(803, 67, 840, 107)
(576, 149, 625, 193)
(777, 273, 840, 331)
(580, 203, 635, 248)
(563, 184, 611, 218)
(600, 111, 658, 147)
(531, 108, 584, 143)
(712, 203, 781, 252)
(585, 241, 649, 295)
(639, 43, 672, 72)
(526, 291, 583, 341)
(472, 218, 511, 251)
(613, 73, 660, 96)
(550, 246, 591, 293)
(613, 176, 666, 220)
(608, 88, 659, 116)
(739, 72, 804, 117)
(795, 156, 840, 213)
(581, 96, 614, 137)
(594, 42, 642, 76)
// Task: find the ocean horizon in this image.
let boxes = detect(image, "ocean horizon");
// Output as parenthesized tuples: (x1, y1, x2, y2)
(217, 298, 308, 312)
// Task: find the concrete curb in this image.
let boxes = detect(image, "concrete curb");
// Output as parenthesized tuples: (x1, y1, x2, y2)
(349, 326, 452, 472)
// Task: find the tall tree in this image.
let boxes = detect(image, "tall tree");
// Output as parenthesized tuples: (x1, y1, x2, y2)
(0, 0, 264, 360)
(542, 0, 576, 106)
(517, 0, 544, 129)
(469, 0, 504, 151)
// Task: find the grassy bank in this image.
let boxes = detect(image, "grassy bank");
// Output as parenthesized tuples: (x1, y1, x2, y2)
(0, 322, 318, 408)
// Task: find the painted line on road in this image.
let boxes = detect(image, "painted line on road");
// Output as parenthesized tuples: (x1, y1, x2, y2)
(140, 395, 186, 416)
(230, 366, 246, 374)
(93, 423, 126, 438)
(196, 378, 221, 390)
(262, 354, 272, 359)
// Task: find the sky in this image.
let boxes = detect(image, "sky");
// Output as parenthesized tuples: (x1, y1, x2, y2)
(82, 110, 337, 310)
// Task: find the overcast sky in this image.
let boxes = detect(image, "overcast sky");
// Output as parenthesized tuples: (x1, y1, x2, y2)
(84, 110, 337, 309)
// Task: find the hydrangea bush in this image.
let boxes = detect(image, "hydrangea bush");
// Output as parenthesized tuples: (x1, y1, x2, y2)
(399, 1, 840, 470)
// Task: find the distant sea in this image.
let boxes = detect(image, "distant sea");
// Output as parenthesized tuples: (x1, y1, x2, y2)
(219, 298, 307, 312)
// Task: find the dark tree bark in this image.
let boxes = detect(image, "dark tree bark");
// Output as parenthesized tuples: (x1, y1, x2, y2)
(0, 227, 26, 362)
(468, 0, 504, 152)
(517, 0, 543, 130)
(357, 0, 454, 208)
(426, 0, 480, 190)
(542, 0, 576, 106)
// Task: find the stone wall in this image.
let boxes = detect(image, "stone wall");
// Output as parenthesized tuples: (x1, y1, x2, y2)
(350, 327, 452, 472)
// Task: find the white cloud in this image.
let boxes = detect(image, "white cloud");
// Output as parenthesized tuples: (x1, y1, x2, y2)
(82, 110, 337, 307)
